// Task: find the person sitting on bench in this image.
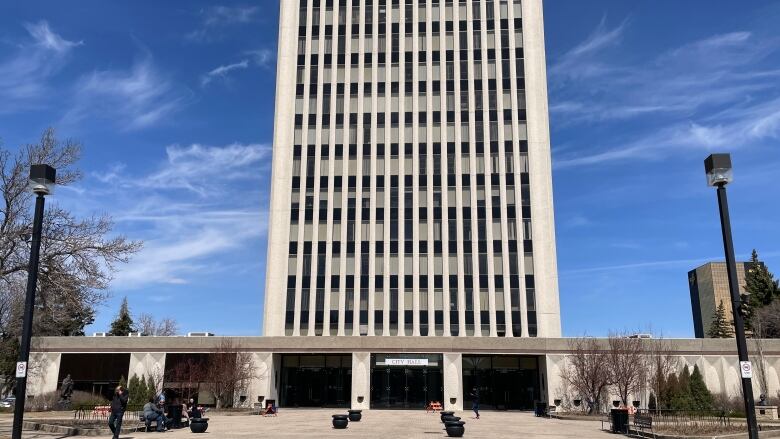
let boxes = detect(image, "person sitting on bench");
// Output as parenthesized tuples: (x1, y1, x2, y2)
(143, 397, 168, 432)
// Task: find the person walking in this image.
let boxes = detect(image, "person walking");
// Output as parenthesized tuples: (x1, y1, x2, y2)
(469, 387, 480, 419)
(108, 385, 129, 439)
(143, 397, 168, 432)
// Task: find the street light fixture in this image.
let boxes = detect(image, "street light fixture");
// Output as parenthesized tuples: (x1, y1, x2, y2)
(11, 164, 55, 439)
(703, 153, 758, 439)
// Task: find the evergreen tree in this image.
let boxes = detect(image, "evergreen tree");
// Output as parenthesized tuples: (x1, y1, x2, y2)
(743, 250, 780, 330)
(108, 297, 135, 336)
(745, 250, 780, 307)
(128, 375, 141, 404)
(118, 375, 127, 389)
(689, 365, 714, 410)
(648, 393, 657, 411)
(143, 374, 158, 400)
(671, 366, 695, 410)
(139, 375, 150, 401)
(662, 373, 679, 409)
(708, 301, 734, 338)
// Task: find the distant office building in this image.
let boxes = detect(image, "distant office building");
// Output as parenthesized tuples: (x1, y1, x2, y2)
(688, 262, 754, 338)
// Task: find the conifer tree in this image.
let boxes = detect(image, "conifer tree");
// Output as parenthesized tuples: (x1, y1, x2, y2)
(689, 365, 714, 410)
(671, 366, 695, 410)
(139, 375, 150, 401)
(108, 297, 135, 336)
(118, 375, 127, 389)
(128, 375, 145, 404)
(742, 250, 780, 330)
(662, 373, 679, 409)
(745, 250, 780, 307)
(708, 301, 734, 338)
(648, 393, 657, 411)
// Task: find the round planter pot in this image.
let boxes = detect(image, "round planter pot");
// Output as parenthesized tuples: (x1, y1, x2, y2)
(190, 418, 209, 433)
(348, 409, 362, 422)
(445, 421, 466, 437)
(440, 411, 454, 422)
(332, 414, 349, 429)
(442, 415, 460, 424)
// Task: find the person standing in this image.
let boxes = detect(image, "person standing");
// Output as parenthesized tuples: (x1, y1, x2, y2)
(469, 387, 480, 419)
(108, 385, 129, 439)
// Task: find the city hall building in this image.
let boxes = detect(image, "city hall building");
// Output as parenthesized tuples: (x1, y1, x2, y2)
(27, 0, 780, 411)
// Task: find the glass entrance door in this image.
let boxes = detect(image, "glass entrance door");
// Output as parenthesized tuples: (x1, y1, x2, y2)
(370, 354, 443, 409)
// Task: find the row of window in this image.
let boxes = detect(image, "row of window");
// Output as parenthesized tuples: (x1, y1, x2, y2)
(299, 0, 522, 27)
(284, 293, 537, 337)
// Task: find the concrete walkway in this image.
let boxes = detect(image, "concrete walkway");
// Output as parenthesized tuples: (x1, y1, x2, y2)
(1, 409, 614, 439)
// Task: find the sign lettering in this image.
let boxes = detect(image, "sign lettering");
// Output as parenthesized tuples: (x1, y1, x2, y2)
(385, 358, 429, 366)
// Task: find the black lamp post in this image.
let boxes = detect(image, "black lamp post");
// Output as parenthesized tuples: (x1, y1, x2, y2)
(11, 164, 55, 439)
(703, 153, 758, 439)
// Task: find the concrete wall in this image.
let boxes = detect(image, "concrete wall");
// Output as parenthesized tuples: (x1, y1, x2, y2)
(128, 352, 166, 394)
(28, 352, 60, 397)
(545, 350, 780, 408)
(241, 352, 275, 407)
(29, 336, 780, 410)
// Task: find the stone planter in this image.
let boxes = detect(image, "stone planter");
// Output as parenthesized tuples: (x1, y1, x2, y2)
(189, 418, 209, 433)
(442, 416, 460, 428)
(440, 411, 455, 423)
(445, 420, 465, 437)
(348, 409, 362, 422)
(332, 414, 349, 429)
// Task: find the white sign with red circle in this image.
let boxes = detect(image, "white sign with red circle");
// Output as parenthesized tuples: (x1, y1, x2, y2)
(740, 361, 753, 379)
(16, 361, 27, 378)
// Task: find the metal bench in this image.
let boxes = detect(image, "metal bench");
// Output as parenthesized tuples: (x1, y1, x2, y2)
(634, 413, 655, 439)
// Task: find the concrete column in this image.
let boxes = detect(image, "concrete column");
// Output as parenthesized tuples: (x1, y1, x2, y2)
(351, 352, 371, 410)
(544, 354, 564, 405)
(443, 353, 463, 411)
(28, 352, 60, 398)
(245, 353, 275, 407)
(538, 355, 556, 404)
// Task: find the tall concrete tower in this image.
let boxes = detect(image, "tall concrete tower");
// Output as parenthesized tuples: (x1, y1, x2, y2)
(264, 0, 560, 338)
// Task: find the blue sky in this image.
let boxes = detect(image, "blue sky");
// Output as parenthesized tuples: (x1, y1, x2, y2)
(1, 1, 778, 338)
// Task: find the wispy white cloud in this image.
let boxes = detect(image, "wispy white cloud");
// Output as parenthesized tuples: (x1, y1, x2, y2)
(201, 59, 249, 86)
(67, 142, 272, 289)
(64, 56, 189, 130)
(244, 48, 274, 68)
(562, 251, 780, 276)
(550, 23, 780, 168)
(549, 16, 629, 81)
(186, 5, 260, 42)
(0, 20, 82, 112)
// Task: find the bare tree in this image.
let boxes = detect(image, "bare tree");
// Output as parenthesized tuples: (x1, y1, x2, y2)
(606, 332, 649, 407)
(203, 339, 257, 408)
(0, 128, 141, 392)
(647, 337, 678, 411)
(137, 313, 179, 336)
(561, 337, 611, 414)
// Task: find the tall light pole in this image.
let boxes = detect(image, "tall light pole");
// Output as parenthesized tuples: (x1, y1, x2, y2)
(704, 154, 758, 439)
(11, 164, 56, 439)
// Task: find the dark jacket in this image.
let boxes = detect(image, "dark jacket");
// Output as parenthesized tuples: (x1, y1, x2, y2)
(110, 390, 129, 413)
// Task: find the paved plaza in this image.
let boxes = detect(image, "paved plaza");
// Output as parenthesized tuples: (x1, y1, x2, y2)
(0, 410, 613, 439)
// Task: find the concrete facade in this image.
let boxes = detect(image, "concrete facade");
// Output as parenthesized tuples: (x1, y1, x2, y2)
(264, 0, 561, 339)
(29, 336, 780, 411)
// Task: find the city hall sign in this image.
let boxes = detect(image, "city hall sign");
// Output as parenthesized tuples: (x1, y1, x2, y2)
(386, 358, 429, 366)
